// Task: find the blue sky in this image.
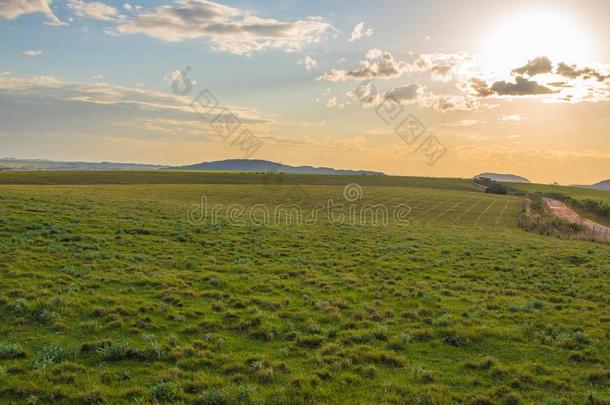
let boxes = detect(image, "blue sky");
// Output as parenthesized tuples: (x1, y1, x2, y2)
(1, 0, 609, 183)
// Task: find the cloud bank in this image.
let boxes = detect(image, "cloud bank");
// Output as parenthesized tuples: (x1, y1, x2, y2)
(110, 0, 336, 55)
(0, 73, 271, 141)
(320, 51, 610, 111)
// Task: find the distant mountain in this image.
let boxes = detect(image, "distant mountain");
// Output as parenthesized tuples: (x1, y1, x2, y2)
(168, 159, 384, 176)
(0, 157, 382, 176)
(592, 180, 610, 191)
(0, 158, 165, 171)
(572, 179, 610, 191)
(474, 172, 530, 183)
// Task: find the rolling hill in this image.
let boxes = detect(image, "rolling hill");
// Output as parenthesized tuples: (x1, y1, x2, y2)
(474, 172, 530, 183)
(590, 179, 610, 191)
(167, 159, 384, 176)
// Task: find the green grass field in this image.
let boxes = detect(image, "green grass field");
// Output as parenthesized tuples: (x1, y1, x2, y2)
(0, 171, 482, 192)
(0, 173, 608, 404)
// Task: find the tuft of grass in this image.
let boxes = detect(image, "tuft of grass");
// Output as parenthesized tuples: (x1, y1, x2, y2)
(464, 356, 497, 370)
(142, 334, 166, 360)
(200, 384, 257, 405)
(9, 298, 29, 315)
(0, 341, 26, 359)
(151, 381, 177, 402)
(587, 369, 610, 385)
(33, 344, 75, 369)
(96, 341, 130, 361)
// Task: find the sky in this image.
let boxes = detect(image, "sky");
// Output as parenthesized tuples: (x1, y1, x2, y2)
(0, 0, 609, 184)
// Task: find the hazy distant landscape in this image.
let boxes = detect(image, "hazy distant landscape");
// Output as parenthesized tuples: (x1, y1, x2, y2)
(0, 158, 382, 176)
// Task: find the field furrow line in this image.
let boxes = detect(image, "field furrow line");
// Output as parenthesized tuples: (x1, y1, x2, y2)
(454, 199, 482, 222)
(495, 200, 511, 225)
(475, 199, 498, 224)
(433, 198, 470, 221)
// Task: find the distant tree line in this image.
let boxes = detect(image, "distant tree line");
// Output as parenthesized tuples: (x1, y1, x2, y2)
(473, 177, 524, 196)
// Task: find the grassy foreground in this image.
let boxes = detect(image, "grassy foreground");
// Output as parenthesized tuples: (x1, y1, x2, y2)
(0, 173, 608, 404)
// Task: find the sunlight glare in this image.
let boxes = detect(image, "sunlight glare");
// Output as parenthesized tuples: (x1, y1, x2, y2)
(480, 11, 595, 74)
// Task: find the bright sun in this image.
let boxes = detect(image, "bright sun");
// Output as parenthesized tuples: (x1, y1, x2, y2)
(481, 11, 596, 74)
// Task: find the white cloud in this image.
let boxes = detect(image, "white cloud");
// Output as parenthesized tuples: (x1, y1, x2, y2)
(348, 22, 373, 42)
(498, 113, 527, 122)
(122, 2, 132, 11)
(319, 50, 489, 85)
(471, 58, 610, 103)
(165, 69, 185, 83)
(317, 51, 477, 83)
(384, 84, 421, 103)
(365, 49, 382, 60)
(111, 0, 337, 55)
(412, 53, 488, 84)
(345, 80, 478, 112)
(317, 51, 411, 82)
(447, 119, 480, 127)
(22, 49, 44, 56)
(297, 55, 317, 72)
(499, 113, 528, 122)
(420, 93, 479, 112)
(325, 96, 346, 109)
(346, 81, 381, 107)
(321, 49, 609, 110)
(0, 0, 65, 25)
(68, 0, 119, 21)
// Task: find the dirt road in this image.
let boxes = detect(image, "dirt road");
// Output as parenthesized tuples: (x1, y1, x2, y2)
(543, 198, 610, 239)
